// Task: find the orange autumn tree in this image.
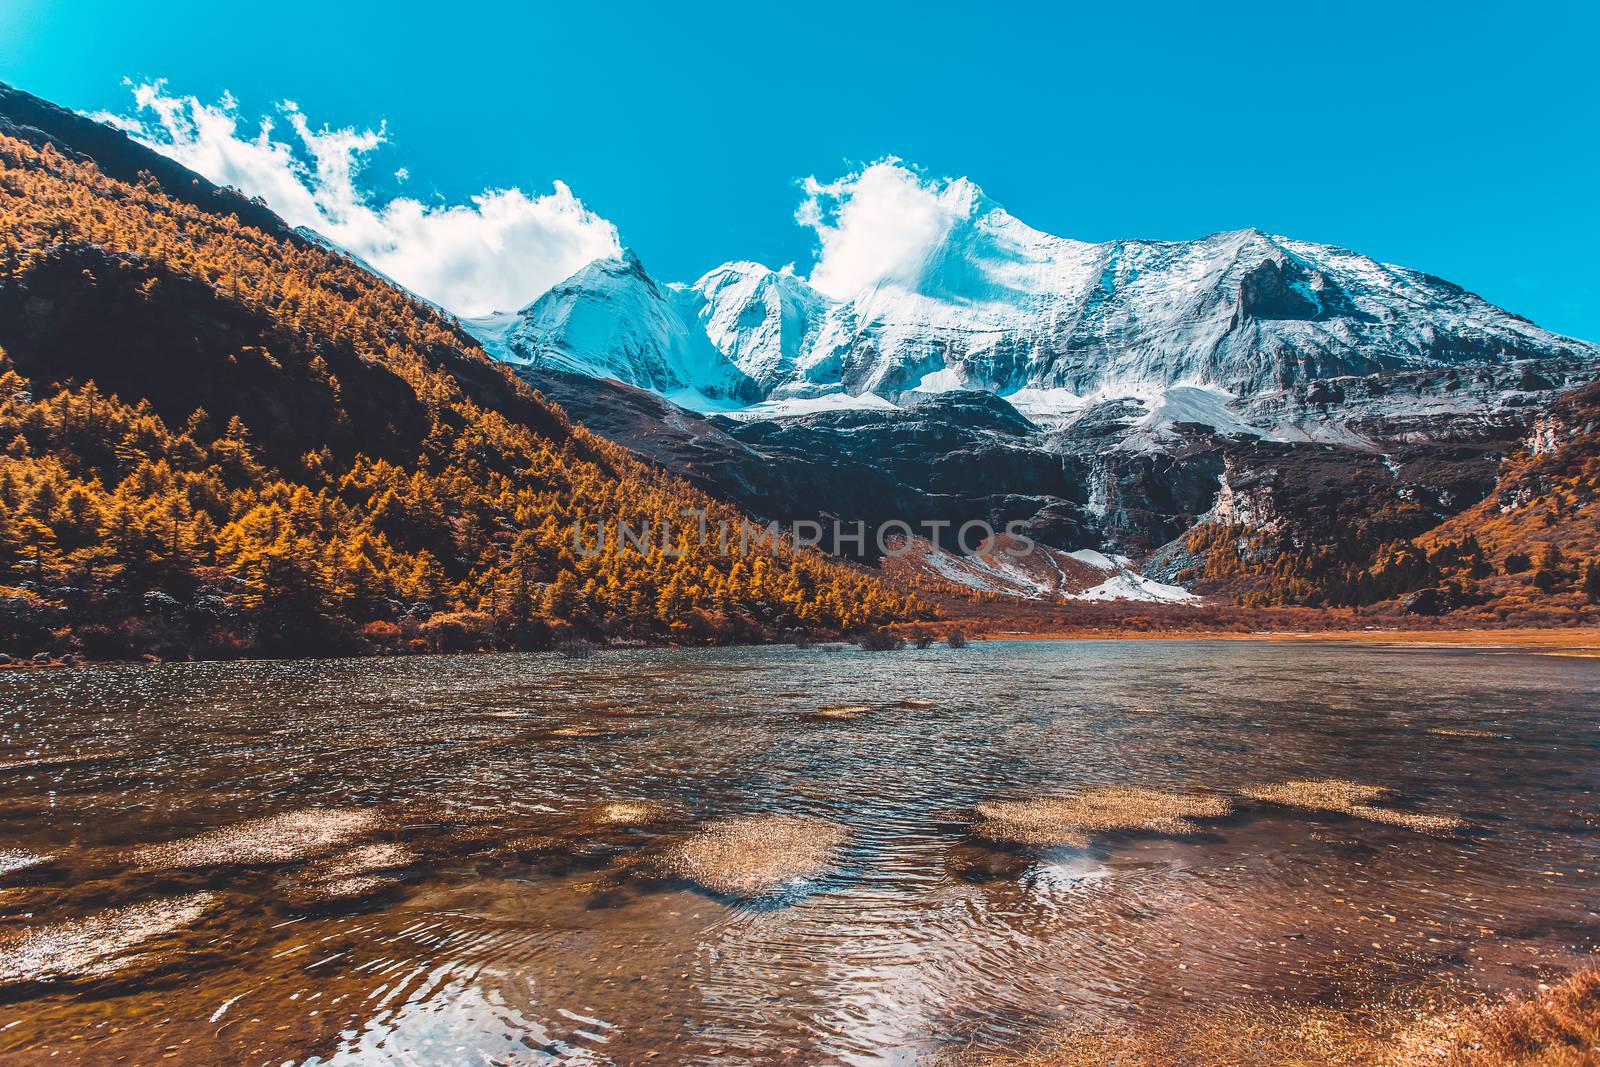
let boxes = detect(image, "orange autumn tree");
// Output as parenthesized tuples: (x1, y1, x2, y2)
(0, 132, 921, 657)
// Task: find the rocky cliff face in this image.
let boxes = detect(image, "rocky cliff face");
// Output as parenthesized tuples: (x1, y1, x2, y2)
(523, 375, 1112, 561)
(523, 356, 1550, 606)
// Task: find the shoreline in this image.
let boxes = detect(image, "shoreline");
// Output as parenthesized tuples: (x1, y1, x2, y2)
(4, 626, 1599, 672)
(971, 625, 1600, 650)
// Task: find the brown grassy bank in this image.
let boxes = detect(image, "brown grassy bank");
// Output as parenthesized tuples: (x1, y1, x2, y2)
(985, 626, 1600, 650)
(962, 958, 1600, 1066)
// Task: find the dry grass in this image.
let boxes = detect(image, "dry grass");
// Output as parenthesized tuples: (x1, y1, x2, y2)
(959, 1006, 1407, 1066)
(1242, 779, 1387, 810)
(1241, 779, 1466, 836)
(1444, 964, 1600, 1066)
(0, 892, 217, 984)
(1353, 806, 1470, 836)
(973, 787, 1234, 848)
(664, 814, 849, 897)
(957, 960, 1600, 1066)
(130, 809, 379, 868)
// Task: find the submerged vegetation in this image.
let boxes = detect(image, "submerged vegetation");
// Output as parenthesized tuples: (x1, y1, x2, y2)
(0, 892, 218, 985)
(662, 813, 849, 897)
(1243, 778, 1467, 836)
(970, 779, 1467, 849)
(285, 843, 415, 904)
(127, 809, 381, 869)
(972, 787, 1235, 847)
(593, 799, 674, 827)
(805, 703, 873, 721)
(0, 133, 920, 660)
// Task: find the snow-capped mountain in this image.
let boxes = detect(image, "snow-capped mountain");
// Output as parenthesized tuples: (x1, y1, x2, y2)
(464, 178, 1599, 426)
(466, 251, 761, 406)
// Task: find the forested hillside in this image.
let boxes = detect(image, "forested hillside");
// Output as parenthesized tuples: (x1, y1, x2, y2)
(1179, 385, 1600, 625)
(0, 131, 917, 659)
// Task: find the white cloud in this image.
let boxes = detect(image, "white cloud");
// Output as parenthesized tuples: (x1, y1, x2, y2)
(96, 81, 620, 317)
(795, 159, 977, 300)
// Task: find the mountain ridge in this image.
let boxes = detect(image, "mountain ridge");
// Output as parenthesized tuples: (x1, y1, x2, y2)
(467, 189, 1598, 435)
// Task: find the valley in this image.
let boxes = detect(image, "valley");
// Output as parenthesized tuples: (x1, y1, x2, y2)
(0, 27, 1597, 1067)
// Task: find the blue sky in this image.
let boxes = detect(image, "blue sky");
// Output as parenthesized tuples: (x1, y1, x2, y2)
(2, 0, 1596, 336)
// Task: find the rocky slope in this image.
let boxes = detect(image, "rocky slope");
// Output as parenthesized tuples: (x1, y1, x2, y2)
(1161, 370, 1600, 623)
(529, 365, 1535, 607)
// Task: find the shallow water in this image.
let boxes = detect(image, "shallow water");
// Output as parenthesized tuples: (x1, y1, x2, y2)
(1, 640, 1598, 1065)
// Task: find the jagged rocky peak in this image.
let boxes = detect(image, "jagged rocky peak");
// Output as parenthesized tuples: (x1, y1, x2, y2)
(462, 177, 1599, 430)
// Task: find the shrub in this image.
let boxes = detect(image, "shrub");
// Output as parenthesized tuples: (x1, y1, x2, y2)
(946, 628, 967, 649)
(358, 619, 402, 650)
(856, 628, 905, 651)
(556, 638, 597, 660)
(417, 610, 494, 652)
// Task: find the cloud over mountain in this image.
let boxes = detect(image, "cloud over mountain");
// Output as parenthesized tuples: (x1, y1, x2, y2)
(796, 159, 977, 300)
(96, 81, 621, 317)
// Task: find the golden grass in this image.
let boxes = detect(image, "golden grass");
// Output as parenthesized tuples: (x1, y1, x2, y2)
(957, 960, 1600, 1067)
(958, 1007, 1406, 1066)
(0, 892, 217, 984)
(1445, 964, 1600, 1066)
(973, 787, 1234, 848)
(1352, 806, 1470, 836)
(130, 809, 379, 868)
(664, 814, 849, 897)
(1241, 779, 1466, 836)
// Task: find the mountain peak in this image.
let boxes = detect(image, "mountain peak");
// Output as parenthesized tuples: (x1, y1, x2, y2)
(467, 203, 1600, 419)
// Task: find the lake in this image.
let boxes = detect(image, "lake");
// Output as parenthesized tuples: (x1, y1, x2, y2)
(1, 640, 1597, 1064)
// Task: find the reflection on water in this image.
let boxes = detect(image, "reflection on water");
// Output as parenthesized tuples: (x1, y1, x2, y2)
(0, 640, 1597, 1064)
